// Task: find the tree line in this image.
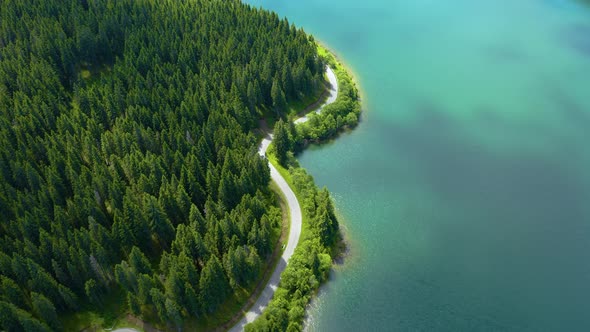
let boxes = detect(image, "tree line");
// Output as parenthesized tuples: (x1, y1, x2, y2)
(0, 0, 326, 330)
(273, 49, 362, 168)
(245, 166, 340, 332)
(247, 46, 361, 332)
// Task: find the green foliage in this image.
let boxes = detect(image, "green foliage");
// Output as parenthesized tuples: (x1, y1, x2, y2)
(272, 78, 288, 113)
(0, 0, 324, 329)
(127, 292, 141, 316)
(0, 301, 22, 331)
(0, 276, 27, 310)
(296, 46, 362, 144)
(247, 47, 360, 330)
(274, 119, 292, 167)
(165, 298, 183, 328)
(128, 247, 153, 276)
(84, 279, 102, 306)
(246, 161, 342, 331)
(31, 292, 61, 331)
(199, 256, 230, 313)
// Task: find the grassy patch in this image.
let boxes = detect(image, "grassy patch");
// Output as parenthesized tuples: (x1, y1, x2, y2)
(184, 287, 256, 331)
(287, 87, 327, 119)
(258, 82, 327, 126)
(265, 149, 312, 245)
(61, 186, 286, 332)
(182, 185, 287, 332)
(294, 42, 362, 143)
(317, 43, 345, 76)
(61, 287, 127, 332)
(245, 44, 358, 331)
(270, 181, 291, 249)
(76, 61, 112, 85)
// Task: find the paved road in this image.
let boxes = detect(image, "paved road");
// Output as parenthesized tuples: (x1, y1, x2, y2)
(294, 66, 339, 124)
(227, 135, 303, 332)
(230, 66, 338, 331)
(114, 66, 337, 332)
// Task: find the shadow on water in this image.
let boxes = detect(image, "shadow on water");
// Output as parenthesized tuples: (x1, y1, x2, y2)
(371, 101, 589, 219)
(482, 43, 529, 63)
(339, 101, 590, 331)
(545, 80, 590, 128)
(560, 23, 590, 57)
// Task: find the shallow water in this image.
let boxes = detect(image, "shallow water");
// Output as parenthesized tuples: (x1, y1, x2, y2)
(244, 0, 590, 330)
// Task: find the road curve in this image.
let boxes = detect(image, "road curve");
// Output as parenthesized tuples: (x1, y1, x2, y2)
(229, 66, 338, 331)
(227, 135, 303, 332)
(294, 65, 339, 124)
(110, 138, 301, 332)
(113, 66, 337, 332)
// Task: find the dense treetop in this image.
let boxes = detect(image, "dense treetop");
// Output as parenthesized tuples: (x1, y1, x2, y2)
(0, 0, 325, 330)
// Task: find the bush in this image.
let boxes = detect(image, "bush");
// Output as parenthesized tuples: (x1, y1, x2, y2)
(296, 47, 361, 143)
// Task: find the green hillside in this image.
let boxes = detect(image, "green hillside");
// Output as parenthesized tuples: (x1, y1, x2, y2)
(0, 0, 326, 330)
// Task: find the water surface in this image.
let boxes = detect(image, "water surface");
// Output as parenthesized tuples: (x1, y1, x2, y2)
(244, 0, 590, 330)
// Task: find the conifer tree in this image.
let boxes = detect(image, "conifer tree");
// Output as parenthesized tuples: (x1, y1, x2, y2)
(199, 256, 229, 313)
(0, 0, 328, 325)
(274, 119, 291, 167)
(31, 292, 61, 331)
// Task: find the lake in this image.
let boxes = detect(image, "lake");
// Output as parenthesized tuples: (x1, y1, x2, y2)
(244, 0, 590, 330)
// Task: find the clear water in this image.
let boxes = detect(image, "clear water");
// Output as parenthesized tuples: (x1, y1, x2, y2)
(244, 0, 590, 330)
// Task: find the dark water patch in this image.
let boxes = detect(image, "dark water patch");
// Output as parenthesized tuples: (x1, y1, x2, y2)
(545, 81, 590, 127)
(373, 102, 589, 225)
(252, 0, 590, 330)
(301, 86, 590, 332)
(367, 105, 590, 331)
(561, 23, 590, 57)
(337, 29, 367, 52)
(544, 0, 586, 11)
(483, 44, 529, 63)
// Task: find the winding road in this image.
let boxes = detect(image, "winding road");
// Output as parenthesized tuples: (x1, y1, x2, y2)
(229, 65, 338, 331)
(113, 66, 338, 332)
(226, 135, 303, 332)
(294, 66, 338, 124)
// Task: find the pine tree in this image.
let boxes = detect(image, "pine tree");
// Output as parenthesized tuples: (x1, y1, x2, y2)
(127, 292, 141, 316)
(0, 0, 327, 325)
(0, 301, 21, 331)
(184, 282, 200, 317)
(84, 279, 102, 305)
(149, 288, 167, 323)
(271, 78, 287, 114)
(165, 270, 185, 309)
(274, 119, 291, 167)
(0, 276, 26, 310)
(199, 256, 229, 313)
(137, 274, 155, 306)
(31, 292, 61, 331)
(144, 195, 175, 249)
(128, 247, 153, 276)
(165, 298, 183, 328)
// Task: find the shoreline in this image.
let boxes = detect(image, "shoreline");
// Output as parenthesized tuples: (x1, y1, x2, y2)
(228, 61, 342, 331)
(243, 43, 362, 331)
(294, 66, 339, 124)
(112, 43, 361, 332)
(315, 40, 367, 116)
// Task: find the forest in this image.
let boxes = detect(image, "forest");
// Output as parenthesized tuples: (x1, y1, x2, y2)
(0, 0, 330, 330)
(245, 46, 360, 331)
(272, 48, 362, 168)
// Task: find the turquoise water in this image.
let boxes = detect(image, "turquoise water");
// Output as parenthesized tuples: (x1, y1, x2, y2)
(245, 0, 590, 330)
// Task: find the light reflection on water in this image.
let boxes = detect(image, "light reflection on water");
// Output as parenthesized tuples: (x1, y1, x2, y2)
(245, 0, 590, 330)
